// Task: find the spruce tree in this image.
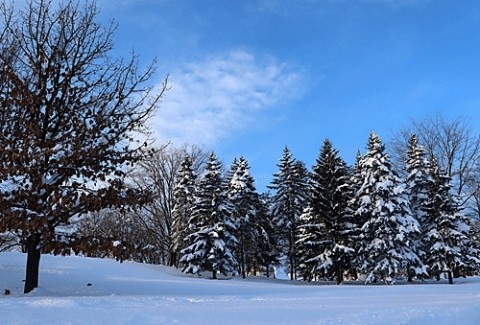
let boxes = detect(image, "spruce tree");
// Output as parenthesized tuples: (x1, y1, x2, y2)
(423, 160, 478, 284)
(355, 132, 424, 283)
(171, 155, 197, 267)
(405, 135, 432, 227)
(349, 150, 365, 278)
(269, 147, 308, 280)
(180, 153, 238, 279)
(296, 205, 320, 281)
(297, 140, 354, 283)
(253, 193, 280, 278)
(404, 134, 432, 279)
(316, 140, 353, 283)
(227, 157, 258, 278)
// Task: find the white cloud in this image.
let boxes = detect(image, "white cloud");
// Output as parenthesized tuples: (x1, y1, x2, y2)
(151, 50, 303, 147)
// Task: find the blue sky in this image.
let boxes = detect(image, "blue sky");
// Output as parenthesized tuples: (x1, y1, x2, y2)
(99, 0, 480, 191)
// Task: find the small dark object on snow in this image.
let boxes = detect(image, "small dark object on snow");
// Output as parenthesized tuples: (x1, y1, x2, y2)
(86, 283, 92, 286)
(4, 289, 11, 295)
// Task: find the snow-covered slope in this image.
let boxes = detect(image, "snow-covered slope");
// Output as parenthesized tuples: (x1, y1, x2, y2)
(1, 252, 480, 324)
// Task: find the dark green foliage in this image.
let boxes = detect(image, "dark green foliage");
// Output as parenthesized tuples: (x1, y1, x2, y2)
(297, 139, 354, 284)
(269, 147, 308, 280)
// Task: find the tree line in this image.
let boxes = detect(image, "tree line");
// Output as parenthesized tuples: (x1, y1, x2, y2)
(70, 122, 480, 285)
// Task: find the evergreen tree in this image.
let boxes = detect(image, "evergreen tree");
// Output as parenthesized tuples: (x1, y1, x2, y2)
(349, 151, 366, 278)
(253, 193, 281, 278)
(296, 205, 320, 281)
(405, 135, 432, 227)
(355, 132, 424, 283)
(297, 140, 354, 284)
(180, 153, 238, 279)
(423, 160, 478, 284)
(269, 147, 308, 280)
(227, 157, 258, 278)
(171, 155, 197, 267)
(404, 134, 432, 279)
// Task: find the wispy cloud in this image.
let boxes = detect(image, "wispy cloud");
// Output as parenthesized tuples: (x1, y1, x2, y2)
(151, 50, 303, 147)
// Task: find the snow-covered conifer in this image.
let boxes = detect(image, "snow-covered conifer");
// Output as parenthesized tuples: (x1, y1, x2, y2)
(269, 147, 308, 280)
(180, 153, 238, 279)
(227, 157, 259, 278)
(355, 132, 425, 283)
(404, 134, 432, 278)
(405, 135, 432, 227)
(423, 159, 478, 283)
(297, 139, 354, 284)
(171, 155, 197, 267)
(253, 193, 281, 278)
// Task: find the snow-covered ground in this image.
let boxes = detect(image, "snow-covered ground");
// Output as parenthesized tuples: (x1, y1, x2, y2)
(1, 253, 480, 324)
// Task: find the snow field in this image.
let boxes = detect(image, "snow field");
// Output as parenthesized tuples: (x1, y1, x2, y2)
(1, 253, 480, 324)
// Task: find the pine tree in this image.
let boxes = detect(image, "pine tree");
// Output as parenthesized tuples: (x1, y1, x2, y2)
(355, 132, 424, 283)
(297, 140, 354, 284)
(180, 153, 238, 279)
(269, 147, 308, 280)
(171, 155, 197, 267)
(423, 160, 478, 284)
(227, 157, 258, 278)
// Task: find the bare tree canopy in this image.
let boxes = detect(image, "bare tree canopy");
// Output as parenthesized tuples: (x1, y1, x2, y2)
(127, 144, 208, 265)
(390, 113, 480, 218)
(0, 0, 166, 293)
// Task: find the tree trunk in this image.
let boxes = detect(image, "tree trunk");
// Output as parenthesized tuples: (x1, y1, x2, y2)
(169, 251, 177, 267)
(212, 269, 217, 280)
(407, 268, 413, 283)
(453, 264, 461, 278)
(240, 230, 246, 279)
(24, 234, 41, 294)
(289, 230, 296, 280)
(447, 270, 453, 285)
(336, 265, 343, 285)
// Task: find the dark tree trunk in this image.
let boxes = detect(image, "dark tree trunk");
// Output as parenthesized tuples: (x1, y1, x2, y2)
(24, 234, 41, 294)
(407, 268, 414, 283)
(453, 265, 461, 278)
(169, 252, 177, 267)
(212, 269, 217, 280)
(336, 265, 343, 285)
(240, 230, 246, 279)
(447, 270, 453, 285)
(289, 230, 296, 280)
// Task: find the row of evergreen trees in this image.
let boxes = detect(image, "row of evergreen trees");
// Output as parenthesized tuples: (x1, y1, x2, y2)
(171, 131, 479, 284)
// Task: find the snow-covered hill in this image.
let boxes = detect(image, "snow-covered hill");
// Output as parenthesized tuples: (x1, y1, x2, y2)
(1, 253, 480, 324)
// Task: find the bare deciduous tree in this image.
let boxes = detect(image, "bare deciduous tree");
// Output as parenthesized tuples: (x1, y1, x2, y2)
(390, 114, 480, 218)
(127, 144, 207, 265)
(0, 0, 166, 293)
